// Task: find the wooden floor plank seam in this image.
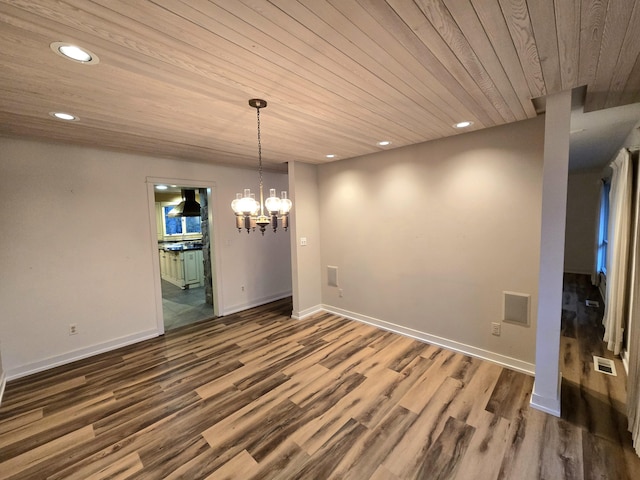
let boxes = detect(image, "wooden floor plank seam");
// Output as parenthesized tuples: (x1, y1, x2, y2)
(1, 277, 639, 479)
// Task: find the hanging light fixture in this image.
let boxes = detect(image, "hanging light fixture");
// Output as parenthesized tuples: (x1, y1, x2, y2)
(231, 99, 292, 235)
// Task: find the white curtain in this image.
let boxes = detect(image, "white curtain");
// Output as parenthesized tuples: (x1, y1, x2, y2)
(630, 304, 640, 455)
(592, 179, 605, 285)
(627, 151, 640, 455)
(603, 149, 632, 355)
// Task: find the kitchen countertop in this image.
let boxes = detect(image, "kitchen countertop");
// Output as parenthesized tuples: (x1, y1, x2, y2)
(160, 242, 203, 251)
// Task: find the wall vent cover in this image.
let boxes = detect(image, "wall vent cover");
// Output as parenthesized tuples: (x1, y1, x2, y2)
(503, 291, 530, 326)
(327, 265, 339, 287)
(593, 356, 617, 376)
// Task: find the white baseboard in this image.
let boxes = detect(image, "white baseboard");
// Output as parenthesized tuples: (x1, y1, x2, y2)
(563, 269, 592, 275)
(530, 375, 562, 417)
(0, 370, 6, 406)
(291, 304, 324, 320)
(621, 349, 630, 375)
(321, 304, 535, 376)
(5, 329, 160, 381)
(222, 291, 292, 316)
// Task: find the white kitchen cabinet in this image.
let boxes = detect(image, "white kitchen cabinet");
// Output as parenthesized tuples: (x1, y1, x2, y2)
(160, 248, 204, 289)
(183, 250, 200, 286)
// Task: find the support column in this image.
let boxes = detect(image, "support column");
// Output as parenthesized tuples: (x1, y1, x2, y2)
(288, 161, 323, 319)
(530, 89, 572, 416)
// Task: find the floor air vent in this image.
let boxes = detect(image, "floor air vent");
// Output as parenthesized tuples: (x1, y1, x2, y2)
(593, 356, 617, 376)
(586, 300, 600, 308)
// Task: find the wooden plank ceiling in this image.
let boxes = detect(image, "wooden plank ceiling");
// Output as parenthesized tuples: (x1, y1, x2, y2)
(0, 0, 639, 169)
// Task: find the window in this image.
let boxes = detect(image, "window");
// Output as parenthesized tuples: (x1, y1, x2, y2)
(162, 205, 201, 236)
(597, 180, 610, 275)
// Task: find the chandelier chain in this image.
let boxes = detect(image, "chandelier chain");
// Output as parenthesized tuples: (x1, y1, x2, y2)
(257, 105, 263, 188)
(231, 98, 291, 234)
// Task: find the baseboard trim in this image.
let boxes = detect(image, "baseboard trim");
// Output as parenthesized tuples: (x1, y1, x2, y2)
(5, 329, 160, 381)
(530, 375, 562, 417)
(563, 269, 592, 275)
(222, 291, 293, 316)
(321, 304, 535, 376)
(0, 371, 6, 406)
(621, 348, 630, 375)
(291, 304, 324, 320)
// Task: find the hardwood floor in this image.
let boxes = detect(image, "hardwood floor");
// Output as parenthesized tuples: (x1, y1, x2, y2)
(1, 275, 639, 479)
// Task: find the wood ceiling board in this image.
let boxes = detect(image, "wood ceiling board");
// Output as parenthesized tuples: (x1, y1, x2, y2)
(357, 0, 491, 127)
(578, 0, 609, 88)
(312, 0, 462, 130)
(441, 0, 530, 119)
(214, 0, 451, 140)
(415, 0, 519, 123)
(603, 1, 640, 109)
(468, 0, 536, 117)
(0, 113, 270, 169)
(0, 0, 639, 168)
(526, 0, 562, 93)
(554, 0, 581, 91)
(388, 0, 505, 124)
(584, 0, 637, 112)
(497, 0, 546, 99)
(262, 0, 453, 137)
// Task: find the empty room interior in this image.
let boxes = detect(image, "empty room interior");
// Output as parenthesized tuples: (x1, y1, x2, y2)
(2, 1, 640, 478)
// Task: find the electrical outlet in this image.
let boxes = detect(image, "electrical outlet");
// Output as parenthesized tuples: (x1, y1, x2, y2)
(300, 237, 307, 246)
(69, 324, 78, 335)
(241, 285, 245, 292)
(491, 322, 501, 336)
(339, 288, 343, 298)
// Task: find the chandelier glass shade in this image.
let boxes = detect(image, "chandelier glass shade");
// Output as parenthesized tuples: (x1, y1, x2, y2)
(231, 99, 292, 235)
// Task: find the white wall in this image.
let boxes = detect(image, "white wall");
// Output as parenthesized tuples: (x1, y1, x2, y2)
(289, 161, 322, 318)
(624, 122, 640, 364)
(316, 116, 545, 371)
(0, 341, 5, 404)
(564, 170, 602, 274)
(0, 138, 291, 378)
(623, 121, 640, 149)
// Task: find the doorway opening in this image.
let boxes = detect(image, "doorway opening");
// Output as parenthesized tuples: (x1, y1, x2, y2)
(152, 182, 216, 331)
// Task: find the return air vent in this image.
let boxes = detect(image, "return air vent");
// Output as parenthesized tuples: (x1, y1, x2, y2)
(593, 356, 617, 376)
(502, 291, 530, 326)
(327, 265, 339, 287)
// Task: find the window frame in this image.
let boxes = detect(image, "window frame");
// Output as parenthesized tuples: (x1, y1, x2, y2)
(160, 202, 202, 237)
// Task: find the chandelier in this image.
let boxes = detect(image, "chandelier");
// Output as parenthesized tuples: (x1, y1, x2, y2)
(231, 99, 292, 235)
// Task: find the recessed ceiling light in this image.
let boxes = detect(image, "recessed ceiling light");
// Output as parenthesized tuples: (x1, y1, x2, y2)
(454, 121, 473, 129)
(326, 154, 336, 159)
(377, 140, 391, 146)
(156, 185, 168, 190)
(49, 112, 79, 121)
(50, 42, 100, 64)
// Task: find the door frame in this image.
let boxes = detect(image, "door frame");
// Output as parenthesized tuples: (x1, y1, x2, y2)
(146, 177, 223, 334)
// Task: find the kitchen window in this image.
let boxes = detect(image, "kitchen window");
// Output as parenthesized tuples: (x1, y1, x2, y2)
(162, 205, 201, 236)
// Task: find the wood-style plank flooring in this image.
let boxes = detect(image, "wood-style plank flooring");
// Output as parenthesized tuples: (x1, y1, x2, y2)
(1, 274, 639, 479)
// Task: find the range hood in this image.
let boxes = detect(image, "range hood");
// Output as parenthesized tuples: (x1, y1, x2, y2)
(168, 189, 201, 217)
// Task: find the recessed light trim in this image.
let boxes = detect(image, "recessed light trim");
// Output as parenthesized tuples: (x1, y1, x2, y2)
(155, 185, 168, 190)
(377, 140, 391, 146)
(49, 112, 79, 121)
(326, 154, 336, 159)
(454, 121, 473, 129)
(50, 42, 100, 64)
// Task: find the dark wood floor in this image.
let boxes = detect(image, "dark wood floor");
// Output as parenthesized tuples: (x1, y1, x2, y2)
(0, 274, 638, 479)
